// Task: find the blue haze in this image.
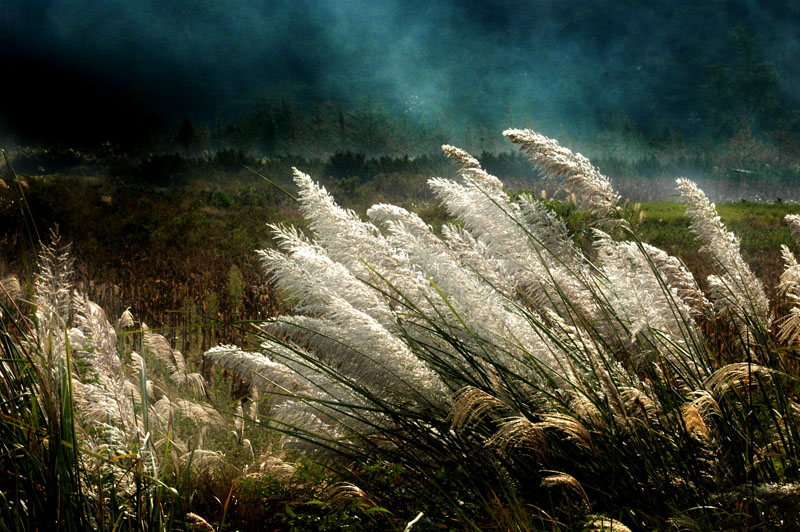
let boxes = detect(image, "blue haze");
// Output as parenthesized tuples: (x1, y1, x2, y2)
(2, 0, 800, 143)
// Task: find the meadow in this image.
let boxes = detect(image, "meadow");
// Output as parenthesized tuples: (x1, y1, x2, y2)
(4, 132, 800, 531)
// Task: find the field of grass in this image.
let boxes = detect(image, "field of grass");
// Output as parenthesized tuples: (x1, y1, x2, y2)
(2, 172, 799, 330)
(0, 165, 449, 341)
(5, 134, 800, 530)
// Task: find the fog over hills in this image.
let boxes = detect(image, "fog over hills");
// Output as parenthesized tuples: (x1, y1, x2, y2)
(2, 1, 799, 146)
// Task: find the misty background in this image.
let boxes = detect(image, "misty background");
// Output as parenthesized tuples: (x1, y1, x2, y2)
(2, 0, 800, 160)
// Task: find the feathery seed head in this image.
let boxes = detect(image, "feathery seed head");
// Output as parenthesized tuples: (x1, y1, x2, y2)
(367, 203, 432, 237)
(778, 245, 800, 343)
(118, 307, 135, 329)
(324, 482, 376, 511)
(486, 416, 548, 457)
(504, 128, 619, 217)
(254, 455, 297, 481)
(292, 168, 391, 274)
(205, 344, 310, 394)
(535, 413, 592, 451)
(681, 401, 711, 442)
(569, 394, 605, 429)
(0, 275, 21, 301)
(541, 471, 590, 510)
(68, 327, 86, 351)
(705, 362, 775, 398)
(779, 307, 800, 345)
(640, 242, 712, 318)
(780, 245, 800, 303)
(584, 515, 633, 532)
(620, 387, 661, 424)
(461, 167, 505, 192)
(442, 144, 481, 169)
(677, 178, 770, 334)
(185, 513, 215, 532)
(786, 214, 800, 243)
(449, 386, 508, 431)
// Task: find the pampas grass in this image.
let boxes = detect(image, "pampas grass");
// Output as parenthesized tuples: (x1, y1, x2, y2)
(0, 231, 281, 531)
(7, 126, 800, 529)
(199, 129, 800, 530)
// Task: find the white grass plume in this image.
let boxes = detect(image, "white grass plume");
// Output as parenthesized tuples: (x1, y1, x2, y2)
(205, 344, 311, 394)
(368, 203, 562, 377)
(441, 144, 504, 192)
(292, 168, 410, 282)
(211, 339, 403, 440)
(260, 224, 395, 327)
(704, 362, 775, 398)
(517, 193, 586, 268)
(265, 298, 447, 404)
(449, 386, 509, 432)
(441, 144, 481, 170)
(117, 307, 135, 329)
(486, 416, 548, 457)
(778, 245, 800, 343)
(786, 214, 800, 243)
(677, 178, 770, 336)
(593, 231, 704, 375)
(34, 229, 75, 327)
(441, 223, 511, 294)
(584, 515, 632, 532)
(504, 129, 619, 218)
(0, 275, 21, 301)
(428, 176, 590, 316)
(638, 242, 711, 319)
(142, 324, 205, 397)
(541, 471, 591, 510)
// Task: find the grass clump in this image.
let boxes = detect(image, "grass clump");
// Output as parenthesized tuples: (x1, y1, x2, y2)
(8, 128, 800, 530)
(0, 229, 302, 530)
(199, 129, 800, 530)
(0, 233, 189, 531)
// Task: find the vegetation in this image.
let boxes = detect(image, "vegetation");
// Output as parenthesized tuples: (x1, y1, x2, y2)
(3, 146, 800, 344)
(6, 128, 800, 530)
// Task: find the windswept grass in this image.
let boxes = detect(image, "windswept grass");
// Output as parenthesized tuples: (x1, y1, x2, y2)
(199, 129, 800, 530)
(6, 128, 800, 530)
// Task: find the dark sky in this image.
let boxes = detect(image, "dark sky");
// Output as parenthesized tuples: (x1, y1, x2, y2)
(2, 0, 800, 145)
